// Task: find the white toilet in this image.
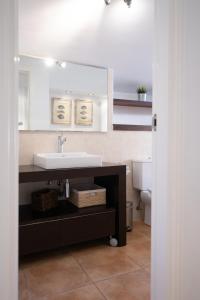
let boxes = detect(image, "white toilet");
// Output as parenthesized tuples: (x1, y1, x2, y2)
(132, 159, 152, 226)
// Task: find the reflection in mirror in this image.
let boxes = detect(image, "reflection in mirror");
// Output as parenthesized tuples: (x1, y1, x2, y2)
(18, 55, 108, 132)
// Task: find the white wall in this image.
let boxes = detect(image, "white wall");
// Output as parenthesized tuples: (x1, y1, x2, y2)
(0, 0, 18, 299)
(113, 106, 152, 126)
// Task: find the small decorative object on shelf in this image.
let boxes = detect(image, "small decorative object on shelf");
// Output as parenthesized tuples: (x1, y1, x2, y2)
(137, 86, 147, 101)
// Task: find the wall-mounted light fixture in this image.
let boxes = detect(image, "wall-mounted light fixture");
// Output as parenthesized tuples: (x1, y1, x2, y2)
(57, 61, 67, 68)
(124, 0, 132, 7)
(104, 0, 132, 7)
(44, 58, 67, 68)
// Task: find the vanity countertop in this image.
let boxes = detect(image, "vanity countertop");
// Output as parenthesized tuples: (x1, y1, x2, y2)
(19, 163, 126, 183)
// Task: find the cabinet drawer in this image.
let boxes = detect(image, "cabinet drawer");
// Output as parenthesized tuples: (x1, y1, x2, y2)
(19, 221, 61, 256)
(19, 209, 115, 256)
(61, 210, 115, 245)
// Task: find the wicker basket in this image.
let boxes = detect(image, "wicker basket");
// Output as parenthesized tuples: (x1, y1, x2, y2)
(70, 184, 106, 208)
(31, 189, 58, 213)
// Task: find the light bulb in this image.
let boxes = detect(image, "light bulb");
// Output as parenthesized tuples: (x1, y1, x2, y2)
(14, 56, 20, 63)
(60, 61, 67, 68)
(44, 57, 55, 67)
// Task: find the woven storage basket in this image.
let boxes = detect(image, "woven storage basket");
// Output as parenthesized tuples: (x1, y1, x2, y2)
(31, 189, 58, 212)
(70, 184, 106, 208)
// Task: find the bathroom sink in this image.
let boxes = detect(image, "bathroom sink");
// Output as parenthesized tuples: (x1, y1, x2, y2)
(34, 152, 102, 169)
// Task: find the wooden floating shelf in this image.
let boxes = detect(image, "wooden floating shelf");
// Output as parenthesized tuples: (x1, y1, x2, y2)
(113, 124, 152, 131)
(114, 99, 152, 108)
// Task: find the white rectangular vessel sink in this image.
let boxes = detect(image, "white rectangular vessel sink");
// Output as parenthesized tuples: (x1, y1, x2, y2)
(34, 152, 102, 169)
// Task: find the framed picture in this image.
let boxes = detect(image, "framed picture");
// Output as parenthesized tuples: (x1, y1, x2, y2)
(52, 98, 71, 125)
(75, 99, 93, 126)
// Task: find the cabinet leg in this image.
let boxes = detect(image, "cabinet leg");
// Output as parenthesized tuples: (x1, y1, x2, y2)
(116, 170, 127, 247)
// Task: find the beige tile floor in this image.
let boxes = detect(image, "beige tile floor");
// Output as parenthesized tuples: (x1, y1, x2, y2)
(19, 221, 151, 300)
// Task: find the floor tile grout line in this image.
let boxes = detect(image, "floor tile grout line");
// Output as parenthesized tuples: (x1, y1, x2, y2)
(26, 268, 150, 300)
(125, 238, 151, 268)
(31, 284, 106, 300)
(29, 283, 96, 300)
(72, 251, 144, 283)
(70, 256, 107, 299)
(91, 267, 151, 300)
(69, 241, 150, 283)
(93, 281, 109, 300)
(22, 254, 93, 299)
(124, 253, 150, 269)
(70, 253, 94, 283)
(91, 267, 147, 284)
(21, 263, 150, 298)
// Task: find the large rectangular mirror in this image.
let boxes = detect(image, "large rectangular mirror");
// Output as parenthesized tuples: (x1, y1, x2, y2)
(18, 55, 108, 132)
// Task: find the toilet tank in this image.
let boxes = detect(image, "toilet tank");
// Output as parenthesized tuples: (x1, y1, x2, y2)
(132, 159, 152, 190)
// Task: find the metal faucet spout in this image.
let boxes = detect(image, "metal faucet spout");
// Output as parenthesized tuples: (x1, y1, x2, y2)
(58, 135, 67, 153)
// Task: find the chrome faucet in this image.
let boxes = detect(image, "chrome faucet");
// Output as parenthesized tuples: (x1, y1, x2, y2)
(58, 135, 67, 153)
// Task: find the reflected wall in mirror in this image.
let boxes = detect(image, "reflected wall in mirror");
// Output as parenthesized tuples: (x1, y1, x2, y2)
(18, 55, 108, 132)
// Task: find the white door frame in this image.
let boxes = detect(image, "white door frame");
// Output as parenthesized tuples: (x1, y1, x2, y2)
(152, 0, 200, 299)
(0, 0, 18, 299)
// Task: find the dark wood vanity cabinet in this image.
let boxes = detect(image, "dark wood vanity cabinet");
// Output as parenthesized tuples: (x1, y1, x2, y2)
(19, 163, 126, 256)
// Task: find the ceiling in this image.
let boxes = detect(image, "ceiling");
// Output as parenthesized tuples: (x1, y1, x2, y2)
(19, 0, 153, 93)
